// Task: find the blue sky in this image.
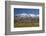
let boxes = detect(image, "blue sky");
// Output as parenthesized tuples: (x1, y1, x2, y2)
(14, 8, 39, 16)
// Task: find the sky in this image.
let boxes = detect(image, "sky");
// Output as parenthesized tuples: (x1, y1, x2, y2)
(14, 8, 39, 16)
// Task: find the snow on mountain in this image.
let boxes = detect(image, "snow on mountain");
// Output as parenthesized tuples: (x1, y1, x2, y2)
(15, 13, 39, 18)
(29, 14, 39, 17)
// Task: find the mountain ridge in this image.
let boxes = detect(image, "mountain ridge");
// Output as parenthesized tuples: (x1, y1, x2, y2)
(15, 13, 39, 18)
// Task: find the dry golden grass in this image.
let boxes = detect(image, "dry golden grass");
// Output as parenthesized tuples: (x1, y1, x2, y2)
(14, 23, 39, 28)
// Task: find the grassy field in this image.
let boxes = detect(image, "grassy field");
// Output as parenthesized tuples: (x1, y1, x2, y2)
(14, 23, 39, 28)
(14, 16, 39, 28)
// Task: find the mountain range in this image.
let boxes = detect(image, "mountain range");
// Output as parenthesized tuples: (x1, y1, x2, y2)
(15, 13, 39, 18)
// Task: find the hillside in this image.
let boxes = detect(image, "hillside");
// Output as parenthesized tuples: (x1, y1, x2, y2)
(14, 13, 39, 27)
